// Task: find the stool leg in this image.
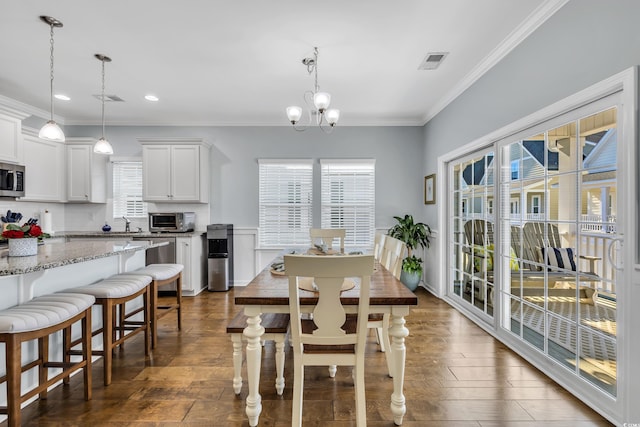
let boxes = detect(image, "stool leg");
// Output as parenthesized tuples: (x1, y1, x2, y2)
(176, 273, 182, 330)
(118, 301, 126, 350)
(62, 325, 71, 385)
(231, 334, 243, 394)
(274, 336, 285, 396)
(143, 286, 151, 356)
(150, 280, 158, 349)
(38, 336, 49, 399)
(6, 335, 21, 427)
(82, 307, 93, 400)
(103, 300, 114, 386)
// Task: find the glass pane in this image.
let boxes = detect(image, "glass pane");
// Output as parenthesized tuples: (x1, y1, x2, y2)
(547, 313, 578, 371)
(521, 301, 545, 351)
(579, 329, 617, 396)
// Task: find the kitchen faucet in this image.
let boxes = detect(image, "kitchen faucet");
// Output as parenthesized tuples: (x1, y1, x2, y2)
(123, 216, 131, 232)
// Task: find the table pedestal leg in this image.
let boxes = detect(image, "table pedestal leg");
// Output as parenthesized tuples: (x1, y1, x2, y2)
(389, 313, 409, 425)
(244, 313, 265, 427)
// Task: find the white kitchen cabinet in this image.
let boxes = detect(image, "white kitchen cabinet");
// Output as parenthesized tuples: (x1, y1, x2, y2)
(19, 128, 66, 202)
(0, 106, 28, 164)
(176, 234, 206, 296)
(140, 138, 210, 203)
(66, 139, 107, 203)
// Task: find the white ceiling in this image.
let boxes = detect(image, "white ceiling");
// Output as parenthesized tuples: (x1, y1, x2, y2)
(0, 1, 562, 127)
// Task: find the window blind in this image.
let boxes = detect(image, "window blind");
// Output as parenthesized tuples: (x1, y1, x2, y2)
(113, 161, 148, 218)
(320, 159, 375, 248)
(259, 159, 313, 247)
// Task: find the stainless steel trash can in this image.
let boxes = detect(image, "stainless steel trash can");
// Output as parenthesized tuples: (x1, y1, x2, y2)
(207, 224, 233, 291)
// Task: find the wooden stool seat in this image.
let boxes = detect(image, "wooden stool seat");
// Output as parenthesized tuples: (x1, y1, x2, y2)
(0, 293, 94, 427)
(128, 264, 183, 348)
(62, 274, 151, 386)
(226, 311, 290, 395)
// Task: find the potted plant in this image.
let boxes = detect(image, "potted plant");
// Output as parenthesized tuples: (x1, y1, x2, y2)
(388, 214, 432, 291)
(2, 222, 48, 257)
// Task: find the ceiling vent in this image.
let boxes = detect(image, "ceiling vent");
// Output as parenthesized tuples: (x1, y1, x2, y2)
(418, 52, 449, 70)
(93, 94, 125, 102)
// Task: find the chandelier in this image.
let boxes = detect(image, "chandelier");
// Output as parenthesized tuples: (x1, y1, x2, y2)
(286, 47, 340, 132)
(93, 54, 114, 155)
(38, 16, 65, 142)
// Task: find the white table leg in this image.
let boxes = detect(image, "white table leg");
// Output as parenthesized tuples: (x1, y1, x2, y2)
(274, 336, 285, 395)
(230, 334, 243, 394)
(389, 312, 409, 425)
(243, 312, 265, 427)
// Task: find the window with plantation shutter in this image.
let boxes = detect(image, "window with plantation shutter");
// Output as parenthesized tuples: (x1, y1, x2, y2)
(320, 159, 375, 248)
(259, 159, 313, 247)
(113, 161, 148, 218)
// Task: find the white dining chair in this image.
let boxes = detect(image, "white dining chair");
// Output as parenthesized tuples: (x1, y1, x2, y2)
(309, 228, 346, 253)
(368, 236, 406, 376)
(284, 254, 374, 427)
(373, 232, 386, 261)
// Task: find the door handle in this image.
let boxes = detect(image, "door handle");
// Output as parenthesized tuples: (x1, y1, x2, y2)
(607, 236, 623, 271)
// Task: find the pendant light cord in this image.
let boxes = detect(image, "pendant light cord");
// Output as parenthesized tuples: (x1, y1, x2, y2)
(101, 58, 106, 139)
(49, 24, 55, 120)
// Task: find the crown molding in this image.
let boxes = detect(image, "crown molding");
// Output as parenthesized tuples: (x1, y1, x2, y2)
(421, 0, 570, 125)
(0, 94, 65, 123)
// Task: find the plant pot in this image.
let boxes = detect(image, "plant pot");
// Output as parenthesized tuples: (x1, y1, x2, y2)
(400, 270, 421, 291)
(8, 238, 38, 257)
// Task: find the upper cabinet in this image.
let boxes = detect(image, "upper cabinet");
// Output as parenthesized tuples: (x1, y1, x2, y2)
(19, 127, 66, 202)
(0, 106, 29, 164)
(140, 138, 210, 203)
(66, 138, 107, 203)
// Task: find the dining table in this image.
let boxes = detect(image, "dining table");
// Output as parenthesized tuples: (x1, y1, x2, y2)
(234, 250, 419, 426)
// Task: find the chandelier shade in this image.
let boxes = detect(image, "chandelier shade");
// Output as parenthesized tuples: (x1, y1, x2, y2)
(39, 16, 65, 142)
(94, 54, 114, 155)
(286, 47, 339, 132)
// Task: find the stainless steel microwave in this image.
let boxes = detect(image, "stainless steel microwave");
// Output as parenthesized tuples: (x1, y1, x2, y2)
(149, 212, 196, 232)
(0, 162, 25, 198)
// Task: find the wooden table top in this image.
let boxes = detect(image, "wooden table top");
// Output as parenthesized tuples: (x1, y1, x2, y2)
(235, 259, 418, 306)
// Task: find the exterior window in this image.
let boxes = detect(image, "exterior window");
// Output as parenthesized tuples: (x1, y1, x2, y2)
(113, 161, 147, 218)
(259, 159, 313, 247)
(511, 160, 520, 180)
(320, 159, 375, 248)
(510, 199, 520, 214)
(531, 195, 540, 214)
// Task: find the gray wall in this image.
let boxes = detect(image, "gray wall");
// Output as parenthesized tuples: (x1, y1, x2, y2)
(66, 125, 424, 228)
(423, 0, 640, 228)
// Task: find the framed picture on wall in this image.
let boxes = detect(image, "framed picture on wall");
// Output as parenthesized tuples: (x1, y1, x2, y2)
(424, 174, 436, 204)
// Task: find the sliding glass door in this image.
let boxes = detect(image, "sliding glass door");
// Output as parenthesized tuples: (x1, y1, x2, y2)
(501, 106, 618, 397)
(449, 148, 495, 319)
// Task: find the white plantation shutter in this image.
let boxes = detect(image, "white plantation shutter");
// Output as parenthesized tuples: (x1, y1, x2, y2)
(113, 161, 148, 218)
(259, 159, 313, 247)
(320, 159, 375, 247)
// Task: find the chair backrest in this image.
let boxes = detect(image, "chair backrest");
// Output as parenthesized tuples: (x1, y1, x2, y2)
(309, 228, 346, 253)
(523, 222, 562, 266)
(373, 232, 387, 261)
(284, 254, 374, 351)
(380, 236, 406, 280)
(464, 219, 494, 247)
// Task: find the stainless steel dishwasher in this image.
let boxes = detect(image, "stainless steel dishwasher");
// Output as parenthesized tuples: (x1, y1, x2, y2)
(132, 235, 177, 290)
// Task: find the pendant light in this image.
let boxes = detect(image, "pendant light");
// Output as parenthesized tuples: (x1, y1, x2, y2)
(93, 54, 114, 155)
(38, 16, 65, 142)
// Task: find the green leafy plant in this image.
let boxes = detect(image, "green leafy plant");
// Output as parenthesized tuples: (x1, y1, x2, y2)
(388, 214, 432, 273)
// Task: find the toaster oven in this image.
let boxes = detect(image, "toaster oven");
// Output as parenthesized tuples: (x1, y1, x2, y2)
(148, 212, 196, 232)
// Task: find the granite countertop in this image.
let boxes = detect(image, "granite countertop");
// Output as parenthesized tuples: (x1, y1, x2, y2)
(62, 231, 205, 238)
(0, 240, 168, 276)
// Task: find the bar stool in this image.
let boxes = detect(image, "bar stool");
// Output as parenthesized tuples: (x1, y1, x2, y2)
(0, 293, 94, 427)
(226, 311, 290, 395)
(63, 274, 151, 386)
(128, 263, 183, 349)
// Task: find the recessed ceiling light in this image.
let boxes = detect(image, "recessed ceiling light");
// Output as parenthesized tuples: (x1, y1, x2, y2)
(145, 95, 159, 102)
(54, 94, 70, 101)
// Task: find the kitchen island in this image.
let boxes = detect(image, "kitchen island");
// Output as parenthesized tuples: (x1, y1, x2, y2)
(0, 239, 167, 309)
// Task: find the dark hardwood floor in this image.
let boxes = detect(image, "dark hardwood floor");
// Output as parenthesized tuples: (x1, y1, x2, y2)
(10, 288, 613, 426)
